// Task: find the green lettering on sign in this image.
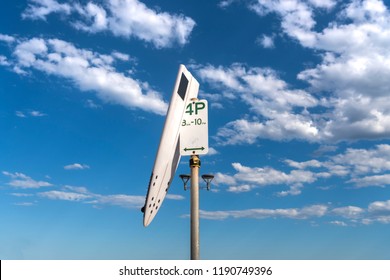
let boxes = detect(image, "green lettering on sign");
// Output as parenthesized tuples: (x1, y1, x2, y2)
(185, 103, 194, 115)
(195, 102, 205, 114)
(185, 102, 206, 116)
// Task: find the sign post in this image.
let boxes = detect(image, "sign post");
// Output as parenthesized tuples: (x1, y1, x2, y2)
(180, 99, 208, 260)
(190, 154, 200, 260)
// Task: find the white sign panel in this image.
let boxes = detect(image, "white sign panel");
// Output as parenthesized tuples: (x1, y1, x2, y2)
(180, 99, 208, 156)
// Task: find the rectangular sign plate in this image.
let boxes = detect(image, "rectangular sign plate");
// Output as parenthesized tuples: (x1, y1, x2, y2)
(180, 99, 208, 156)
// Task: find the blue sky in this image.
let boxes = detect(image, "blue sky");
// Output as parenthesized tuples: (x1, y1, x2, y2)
(1, 0, 390, 260)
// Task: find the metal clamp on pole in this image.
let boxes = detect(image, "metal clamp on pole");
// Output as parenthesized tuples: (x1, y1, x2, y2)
(190, 155, 201, 167)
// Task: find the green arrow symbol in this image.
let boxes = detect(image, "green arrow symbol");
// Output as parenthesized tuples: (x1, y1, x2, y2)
(184, 147, 205, 152)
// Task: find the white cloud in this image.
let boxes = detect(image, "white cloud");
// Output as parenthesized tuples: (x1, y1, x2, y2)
(227, 184, 254, 193)
(5, 176, 176, 210)
(16, 110, 47, 117)
(2, 171, 53, 189)
(197, 64, 318, 109)
(195, 64, 319, 144)
(321, 144, 390, 187)
(282, 144, 390, 189)
(0, 34, 16, 43)
(213, 144, 390, 196)
(219, 0, 234, 8)
(329, 220, 348, 226)
(249, 0, 317, 47)
(198, 199, 390, 225)
(307, 0, 337, 9)
(312, 145, 338, 156)
(298, 0, 390, 141)
(63, 185, 89, 194)
(248, 0, 336, 46)
(2, 36, 168, 115)
(22, 0, 71, 20)
(276, 184, 305, 197)
(23, 0, 196, 48)
(36, 186, 145, 209)
(206, 147, 219, 156)
(256, 34, 275, 48)
(232, 162, 317, 186)
(73, 2, 108, 32)
(363, 216, 390, 224)
(166, 194, 185, 200)
(85, 99, 102, 109)
(199, 204, 328, 220)
(89, 194, 145, 208)
(64, 163, 90, 170)
(196, 64, 244, 91)
(0, 56, 10, 66)
(344, 0, 387, 23)
(213, 172, 237, 186)
(368, 200, 390, 213)
(14, 202, 36, 207)
(349, 174, 390, 188)
(219, 0, 390, 143)
(30, 110, 46, 117)
(331, 206, 365, 219)
(198, 91, 225, 103)
(215, 162, 317, 196)
(105, 0, 195, 48)
(284, 159, 322, 169)
(332, 144, 390, 175)
(363, 199, 390, 224)
(39, 190, 92, 201)
(10, 193, 34, 197)
(111, 51, 130, 62)
(15, 111, 26, 118)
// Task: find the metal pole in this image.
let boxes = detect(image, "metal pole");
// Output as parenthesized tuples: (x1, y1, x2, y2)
(190, 154, 200, 260)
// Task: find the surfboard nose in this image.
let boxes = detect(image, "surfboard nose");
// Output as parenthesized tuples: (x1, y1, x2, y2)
(143, 215, 153, 227)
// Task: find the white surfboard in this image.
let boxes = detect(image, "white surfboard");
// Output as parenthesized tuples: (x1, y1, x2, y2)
(142, 65, 199, 227)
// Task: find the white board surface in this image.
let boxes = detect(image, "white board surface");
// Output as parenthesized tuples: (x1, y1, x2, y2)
(142, 65, 199, 227)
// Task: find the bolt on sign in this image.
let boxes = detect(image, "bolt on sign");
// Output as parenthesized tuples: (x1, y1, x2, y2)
(180, 99, 209, 156)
